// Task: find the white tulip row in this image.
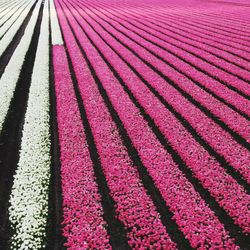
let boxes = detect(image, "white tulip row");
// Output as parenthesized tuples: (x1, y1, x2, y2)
(9, 0, 51, 249)
(50, 0, 63, 45)
(0, 0, 32, 38)
(0, 0, 27, 28)
(0, 0, 36, 57)
(0, 0, 17, 9)
(0, 0, 41, 134)
(0, 0, 21, 20)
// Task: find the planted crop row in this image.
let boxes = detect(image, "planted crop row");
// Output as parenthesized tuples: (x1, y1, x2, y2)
(97, 4, 250, 91)
(119, 7, 250, 71)
(0, 0, 27, 27)
(127, 1, 250, 49)
(99, 3, 250, 82)
(69, 0, 250, 234)
(0, 0, 41, 133)
(73, 0, 250, 185)
(56, 0, 246, 248)
(86, 2, 250, 118)
(53, 45, 111, 249)
(8, 0, 51, 248)
(50, 0, 63, 45)
(0, 0, 249, 249)
(0, 0, 35, 57)
(79, 0, 250, 142)
(111, 0, 250, 61)
(55, 2, 178, 248)
(73, 0, 248, 186)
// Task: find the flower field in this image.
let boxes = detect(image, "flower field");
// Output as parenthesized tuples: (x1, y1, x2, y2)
(0, 0, 249, 249)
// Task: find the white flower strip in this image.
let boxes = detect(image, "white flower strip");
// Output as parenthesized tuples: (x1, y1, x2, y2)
(0, 0, 27, 24)
(0, 0, 17, 5)
(9, 0, 51, 249)
(0, 0, 27, 27)
(0, 0, 17, 9)
(0, 0, 32, 38)
(0, 0, 41, 134)
(50, 0, 63, 45)
(0, 0, 21, 20)
(0, 0, 35, 57)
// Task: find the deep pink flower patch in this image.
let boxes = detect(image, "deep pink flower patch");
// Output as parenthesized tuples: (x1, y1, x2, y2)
(56, 1, 240, 248)
(74, 4, 250, 185)
(69, 0, 250, 233)
(52, 0, 250, 249)
(53, 45, 110, 249)
(54, 2, 177, 249)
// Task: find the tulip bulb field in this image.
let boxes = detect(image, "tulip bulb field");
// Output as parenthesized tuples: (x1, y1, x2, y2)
(0, 0, 250, 249)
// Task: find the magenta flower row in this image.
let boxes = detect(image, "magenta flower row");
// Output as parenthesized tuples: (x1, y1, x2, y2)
(52, 0, 250, 249)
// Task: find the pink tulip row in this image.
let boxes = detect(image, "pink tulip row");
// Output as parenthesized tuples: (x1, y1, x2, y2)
(72, 0, 250, 184)
(112, 0, 250, 61)
(54, 0, 246, 248)
(164, 0, 250, 20)
(95, 0, 250, 44)
(78, 0, 250, 143)
(101, 18, 250, 117)
(156, 5, 250, 35)
(65, 0, 250, 235)
(118, 7, 250, 70)
(98, 5, 250, 81)
(53, 45, 111, 249)
(139, 5, 250, 50)
(151, 8, 250, 43)
(90, 0, 249, 74)
(53, 0, 250, 248)
(120, 10, 250, 71)
(54, 2, 178, 249)
(108, 12, 250, 94)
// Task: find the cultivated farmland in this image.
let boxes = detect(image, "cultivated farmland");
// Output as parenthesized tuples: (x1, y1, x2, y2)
(0, 0, 249, 249)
